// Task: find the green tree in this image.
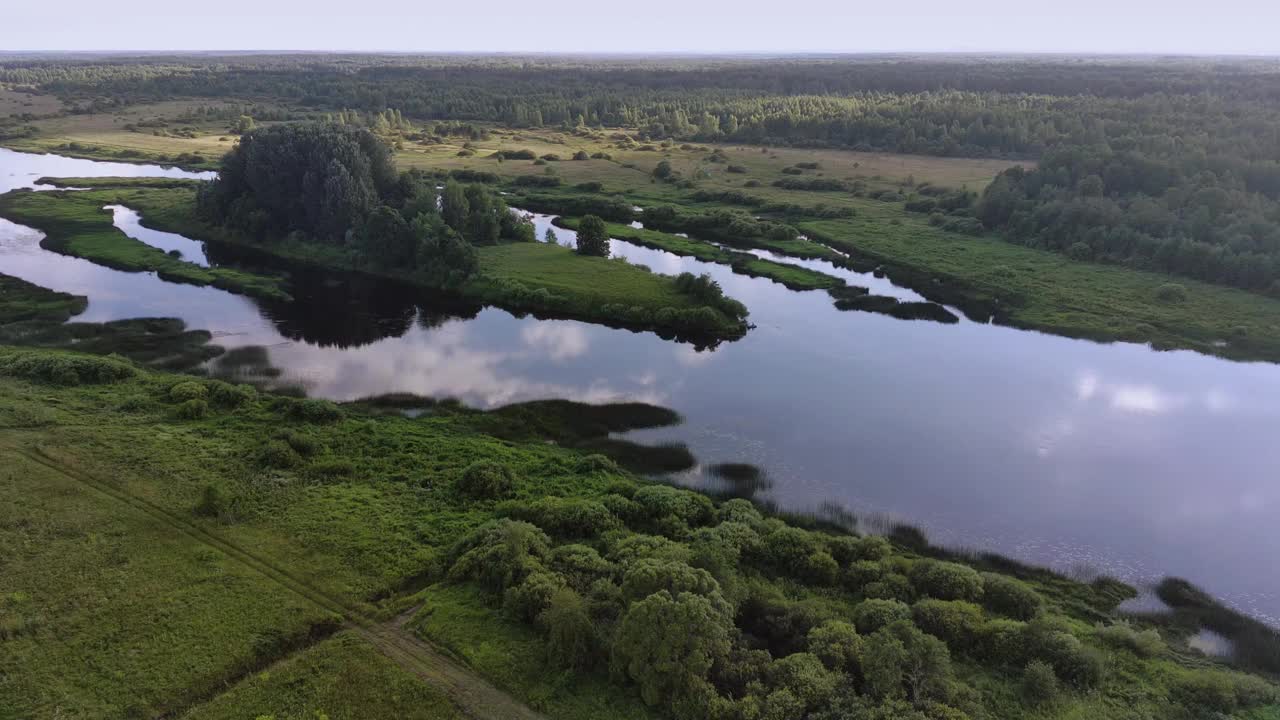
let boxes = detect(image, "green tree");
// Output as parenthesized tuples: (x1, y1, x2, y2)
(611, 590, 732, 710)
(575, 215, 610, 257)
(539, 587, 596, 669)
(441, 180, 470, 235)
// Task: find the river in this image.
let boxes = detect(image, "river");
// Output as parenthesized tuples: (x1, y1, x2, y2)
(2, 147, 1279, 624)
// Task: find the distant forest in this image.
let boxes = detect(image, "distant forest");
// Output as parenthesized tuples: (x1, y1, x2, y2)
(6, 54, 1280, 294)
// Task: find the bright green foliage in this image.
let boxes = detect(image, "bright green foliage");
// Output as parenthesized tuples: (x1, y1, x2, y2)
(456, 460, 517, 499)
(979, 573, 1043, 620)
(807, 620, 863, 672)
(575, 214, 610, 257)
(620, 559, 725, 611)
(549, 544, 614, 592)
(909, 560, 984, 602)
(911, 599, 983, 651)
(168, 380, 208, 402)
(862, 621, 954, 706)
(766, 652, 840, 709)
(1021, 660, 1057, 705)
(497, 496, 616, 537)
(503, 570, 567, 623)
(854, 598, 912, 634)
(1095, 620, 1164, 657)
(447, 520, 551, 593)
(611, 590, 733, 715)
(0, 348, 135, 385)
(174, 398, 209, 420)
(1021, 617, 1106, 690)
(539, 587, 597, 669)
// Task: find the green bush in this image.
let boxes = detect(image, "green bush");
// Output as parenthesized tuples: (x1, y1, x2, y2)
(980, 573, 1043, 620)
(285, 398, 344, 423)
(456, 460, 517, 499)
(549, 544, 614, 592)
(863, 573, 915, 603)
(274, 429, 322, 457)
(209, 380, 257, 407)
(503, 570, 567, 623)
(807, 621, 863, 672)
(497, 496, 617, 537)
(305, 458, 356, 479)
(767, 652, 840, 709)
(540, 587, 597, 669)
(976, 618, 1027, 664)
(718, 498, 764, 526)
(1095, 621, 1164, 657)
(192, 484, 226, 518)
(853, 599, 912, 634)
(168, 381, 208, 403)
(174, 399, 208, 420)
(0, 351, 135, 386)
(1022, 619, 1105, 689)
(447, 520, 551, 593)
(1155, 283, 1188, 303)
(574, 453, 618, 473)
(912, 599, 984, 651)
(909, 560, 984, 602)
(1021, 660, 1057, 704)
(632, 485, 715, 527)
(256, 439, 301, 468)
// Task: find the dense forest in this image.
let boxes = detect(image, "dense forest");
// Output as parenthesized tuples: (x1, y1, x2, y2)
(6, 54, 1280, 293)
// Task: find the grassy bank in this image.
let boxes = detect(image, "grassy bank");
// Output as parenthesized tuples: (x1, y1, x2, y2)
(552, 216, 843, 291)
(0, 342, 1275, 719)
(0, 188, 290, 302)
(802, 216, 1280, 362)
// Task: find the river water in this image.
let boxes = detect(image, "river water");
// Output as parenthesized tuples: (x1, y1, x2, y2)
(3, 147, 1279, 624)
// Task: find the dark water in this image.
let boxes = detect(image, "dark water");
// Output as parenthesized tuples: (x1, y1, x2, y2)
(3, 148, 1280, 624)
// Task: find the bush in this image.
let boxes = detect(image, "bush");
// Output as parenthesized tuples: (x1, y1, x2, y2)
(912, 600, 984, 652)
(807, 621, 863, 672)
(767, 652, 840, 708)
(718, 498, 763, 526)
(1021, 660, 1057, 704)
(174, 399, 209, 420)
(1022, 619, 1105, 689)
(540, 587, 597, 668)
(208, 380, 257, 407)
(283, 398, 344, 423)
(256, 439, 301, 468)
(863, 574, 915, 603)
(193, 484, 226, 518)
(456, 460, 517, 499)
(1095, 621, 1163, 657)
(503, 570, 567, 623)
(854, 599, 912, 634)
(632, 485, 715, 527)
(1155, 283, 1188, 303)
(977, 619, 1027, 663)
(169, 381, 208, 403)
(549, 544, 614, 592)
(980, 573, 1043, 620)
(498, 496, 617, 538)
(0, 351, 135, 386)
(448, 520, 550, 593)
(575, 453, 618, 473)
(572, 150, 590, 160)
(909, 560, 984, 602)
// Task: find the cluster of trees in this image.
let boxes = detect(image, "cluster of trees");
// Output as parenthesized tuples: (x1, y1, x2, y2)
(641, 205, 804, 251)
(197, 123, 533, 284)
(978, 150, 1280, 294)
(439, 468, 1278, 720)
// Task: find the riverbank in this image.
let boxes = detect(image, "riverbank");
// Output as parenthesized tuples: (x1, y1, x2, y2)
(0, 188, 291, 302)
(1, 343, 1276, 719)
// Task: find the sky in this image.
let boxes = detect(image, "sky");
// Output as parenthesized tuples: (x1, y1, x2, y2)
(3, 0, 1277, 55)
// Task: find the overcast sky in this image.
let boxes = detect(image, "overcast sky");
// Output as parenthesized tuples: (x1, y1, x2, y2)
(3, 0, 1276, 55)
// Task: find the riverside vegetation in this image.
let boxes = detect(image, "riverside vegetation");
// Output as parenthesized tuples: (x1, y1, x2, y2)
(2, 273, 1279, 719)
(4, 54, 1280, 720)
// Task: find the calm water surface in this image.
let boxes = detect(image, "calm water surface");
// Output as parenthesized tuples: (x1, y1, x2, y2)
(3, 148, 1279, 624)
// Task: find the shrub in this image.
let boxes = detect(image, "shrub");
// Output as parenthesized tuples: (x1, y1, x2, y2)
(912, 599, 984, 651)
(549, 544, 614, 591)
(0, 351, 135, 386)
(193, 484, 226, 518)
(718, 498, 764, 526)
(854, 599, 912, 634)
(574, 453, 618, 473)
(1095, 621, 1164, 657)
(456, 460, 517, 499)
(448, 520, 550, 593)
(169, 381, 208, 403)
(862, 621, 953, 704)
(611, 590, 733, 710)
(274, 429, 321, 457)
(1022, 619, 1105, 689)
(980, 573, 1043, 620)
(621, 558, 722, 604)
(909, 560, 984, 602)
(174, 399, 209, 420)
(864, 574, 915, 603)
(306, 458, 356, 479)
(767, 652, 840, 708)
(208, 380, 257, 407)
(844, 560, 885, 590)
(540, 587, 597, 668)
(977, 619, 1027, 663)
(503, 570, 567, 622)
(256, 439, 301, 468)
(284, 398, 344, 423)
(572, 150, 590, 160)
(1021, 660, 1057, 704)
(1155, 283, 1188, 303)
(498, 496, 616, 538)
(807, 621, 862, 672)
(632, 485, 715, 527)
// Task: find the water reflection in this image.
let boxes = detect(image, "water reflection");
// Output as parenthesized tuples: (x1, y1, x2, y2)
(3, 149, 1280, 626)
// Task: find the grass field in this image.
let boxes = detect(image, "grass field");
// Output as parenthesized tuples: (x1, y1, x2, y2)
(0, 87, 64, 116)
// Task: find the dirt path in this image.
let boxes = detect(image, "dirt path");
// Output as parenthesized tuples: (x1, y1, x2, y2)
(12, 442, 546, 720)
